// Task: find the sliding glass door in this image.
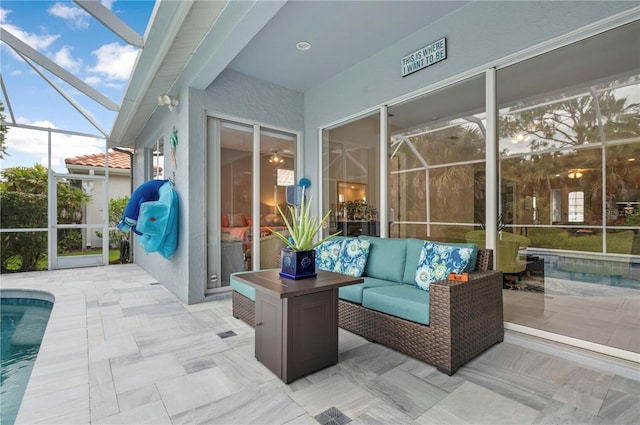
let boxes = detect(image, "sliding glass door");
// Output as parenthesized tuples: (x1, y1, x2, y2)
(206, 117, 297, 294)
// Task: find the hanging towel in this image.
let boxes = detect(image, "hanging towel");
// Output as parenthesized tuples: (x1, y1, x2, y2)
(118, 179, 168, 234)
(118, 179, 179, 259)
(136, 181, 179, 259)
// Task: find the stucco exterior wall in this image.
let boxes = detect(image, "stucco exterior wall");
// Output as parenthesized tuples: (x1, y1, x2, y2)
(134, 70, 303, 304)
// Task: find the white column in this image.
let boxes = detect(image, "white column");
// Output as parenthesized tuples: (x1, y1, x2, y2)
(485, 68, 498, 268)
(380, 105, 388, 238)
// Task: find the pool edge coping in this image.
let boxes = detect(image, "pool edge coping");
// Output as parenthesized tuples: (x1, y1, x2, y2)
(2, 281, 90, 424)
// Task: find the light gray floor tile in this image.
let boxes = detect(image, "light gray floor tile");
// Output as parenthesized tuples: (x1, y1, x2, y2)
(416, 404, 472, 425)
(552, 367, 614, 415)
(90, 381, 119, 422)
(117, 384, 161, 412)
(171, 380, 305, 425)
(290, 373, 379, 418)
(457, 358, 558, 410)
(156, 366, 244, 416)
(8, 265, 640, 425)
(595, 388, 640, 425)
(610, 374, 640, 396)
(209, 345, 276, 387)
(111, 353, 186, 394)
(532, 399, 596, 425)
(364, 367, 449, 419)
(419, 381, 540, 425)
(94, 400, 172, 425)
(351, 401, 418, 425)
(339, 340, 409, 376)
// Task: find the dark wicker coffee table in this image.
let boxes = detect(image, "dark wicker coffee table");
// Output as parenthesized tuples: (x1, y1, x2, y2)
(232, 269, 363, 383)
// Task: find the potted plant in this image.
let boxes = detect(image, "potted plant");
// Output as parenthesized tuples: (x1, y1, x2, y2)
(269, 195, 340, 279)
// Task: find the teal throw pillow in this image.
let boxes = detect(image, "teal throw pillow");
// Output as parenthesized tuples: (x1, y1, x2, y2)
(315, 239, 344, 272)
(415, 241, 472, 291)
(337, 238, 370, 277)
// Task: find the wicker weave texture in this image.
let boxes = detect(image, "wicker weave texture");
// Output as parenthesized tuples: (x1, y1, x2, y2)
(232, 291, 255, 327)
(231, 248, 503, 375)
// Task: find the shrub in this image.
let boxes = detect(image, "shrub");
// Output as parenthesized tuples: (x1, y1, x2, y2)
(1, 191, 48, 272)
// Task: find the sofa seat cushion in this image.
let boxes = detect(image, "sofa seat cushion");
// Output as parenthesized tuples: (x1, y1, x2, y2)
(230, 271, 256, 301)
(338, 277, 401, 304)
(359, 236, 407, 281)
(362, 285, 430, 325)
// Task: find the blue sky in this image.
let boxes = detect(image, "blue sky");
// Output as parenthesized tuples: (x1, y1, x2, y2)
(1, 0, 155, 172)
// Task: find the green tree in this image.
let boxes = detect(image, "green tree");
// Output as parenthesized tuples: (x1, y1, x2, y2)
(1, 164, 92, 271)
(499, 80, 640, 232)
(96, 196, 129, 248)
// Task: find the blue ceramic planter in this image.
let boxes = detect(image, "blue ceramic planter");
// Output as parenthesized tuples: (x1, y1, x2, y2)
(280, 248, 316, 279)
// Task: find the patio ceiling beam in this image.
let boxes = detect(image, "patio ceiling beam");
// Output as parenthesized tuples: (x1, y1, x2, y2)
(74, 0, 144, 48)
(0, 27, 119, 111)
(16, 51, 108, 138)
(0, 74, 16, 123)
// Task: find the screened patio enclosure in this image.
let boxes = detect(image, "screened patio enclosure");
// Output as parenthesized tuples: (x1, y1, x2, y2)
(322, 22, 639, 359)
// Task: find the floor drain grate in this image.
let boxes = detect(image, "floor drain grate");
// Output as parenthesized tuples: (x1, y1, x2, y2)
(217, 330, 237, 339)
(314, 406, 351, 425)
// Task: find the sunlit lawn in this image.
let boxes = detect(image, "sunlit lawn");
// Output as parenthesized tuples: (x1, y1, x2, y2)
(5, 250, 121, 271)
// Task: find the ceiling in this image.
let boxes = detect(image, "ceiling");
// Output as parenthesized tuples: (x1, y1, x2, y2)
(227, 1, 469, 92)
(111, 0, 471, 145)
(4, 1, 636, 148)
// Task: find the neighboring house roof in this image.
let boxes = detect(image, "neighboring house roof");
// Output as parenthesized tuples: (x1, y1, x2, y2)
(65, 149, 132, 170)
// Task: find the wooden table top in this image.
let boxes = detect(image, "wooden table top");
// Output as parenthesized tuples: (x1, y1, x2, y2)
(233, 269, 363, 299)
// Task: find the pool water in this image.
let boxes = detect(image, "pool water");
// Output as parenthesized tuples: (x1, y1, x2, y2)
(1, 298, 53, 425)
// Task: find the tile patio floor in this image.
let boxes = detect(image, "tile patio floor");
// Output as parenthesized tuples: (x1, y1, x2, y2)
(3, 264, 639, 424)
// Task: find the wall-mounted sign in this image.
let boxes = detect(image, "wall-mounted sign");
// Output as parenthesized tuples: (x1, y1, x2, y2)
(401, 37, 446, 77)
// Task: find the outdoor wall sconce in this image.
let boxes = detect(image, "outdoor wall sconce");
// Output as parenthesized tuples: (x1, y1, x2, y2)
(157, 94, 179, 111)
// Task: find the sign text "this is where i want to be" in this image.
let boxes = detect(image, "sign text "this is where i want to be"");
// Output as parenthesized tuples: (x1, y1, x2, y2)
(401, 37, 447, 77)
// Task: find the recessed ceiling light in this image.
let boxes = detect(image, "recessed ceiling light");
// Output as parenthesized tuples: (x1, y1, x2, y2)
(296, 41, 311, 51)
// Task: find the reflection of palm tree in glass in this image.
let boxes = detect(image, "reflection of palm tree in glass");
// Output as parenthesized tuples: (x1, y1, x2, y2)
(390, 123, 485, 234)
(500, 77, 640, 229)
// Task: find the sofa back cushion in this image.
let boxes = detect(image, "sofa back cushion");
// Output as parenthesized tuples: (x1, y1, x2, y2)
(415, 241, 474, 291)
(359, 236, 407, 282)
(339, 238, 371, 277)
(402, 239, 479, 284)
(315, 236, 370, 277)
(315, 236, 346, 272)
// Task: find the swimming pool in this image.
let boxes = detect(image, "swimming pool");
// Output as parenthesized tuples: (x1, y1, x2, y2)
(1, 295, 53, 425)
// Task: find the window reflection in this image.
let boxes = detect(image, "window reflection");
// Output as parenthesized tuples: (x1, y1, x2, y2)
(499, 75, 639, 255)
(387, 75, 486, 241)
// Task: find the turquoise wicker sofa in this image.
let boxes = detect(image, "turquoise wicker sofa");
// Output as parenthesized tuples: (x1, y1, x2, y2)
(231, 236, 504, 375)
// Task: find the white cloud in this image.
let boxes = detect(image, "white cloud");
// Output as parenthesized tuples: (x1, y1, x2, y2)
(101, 0, 115, 11)
(48, 2, 90, 30)
(88, 42, 139, 81)
(5, 117, 104, 172)
(1, 23, 60, 50)
(53, 46, 83, 73)
(85, 75, 102, 85)
(0, 7, 9, 23)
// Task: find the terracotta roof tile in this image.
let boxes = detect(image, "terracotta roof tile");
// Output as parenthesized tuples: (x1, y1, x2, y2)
(65, 148, 132, 170)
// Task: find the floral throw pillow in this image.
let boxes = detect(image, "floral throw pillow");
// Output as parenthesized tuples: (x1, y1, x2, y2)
(315, 239, 344, 272)
(415, 241, 472, 291)
(337, 238, 371, 277)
